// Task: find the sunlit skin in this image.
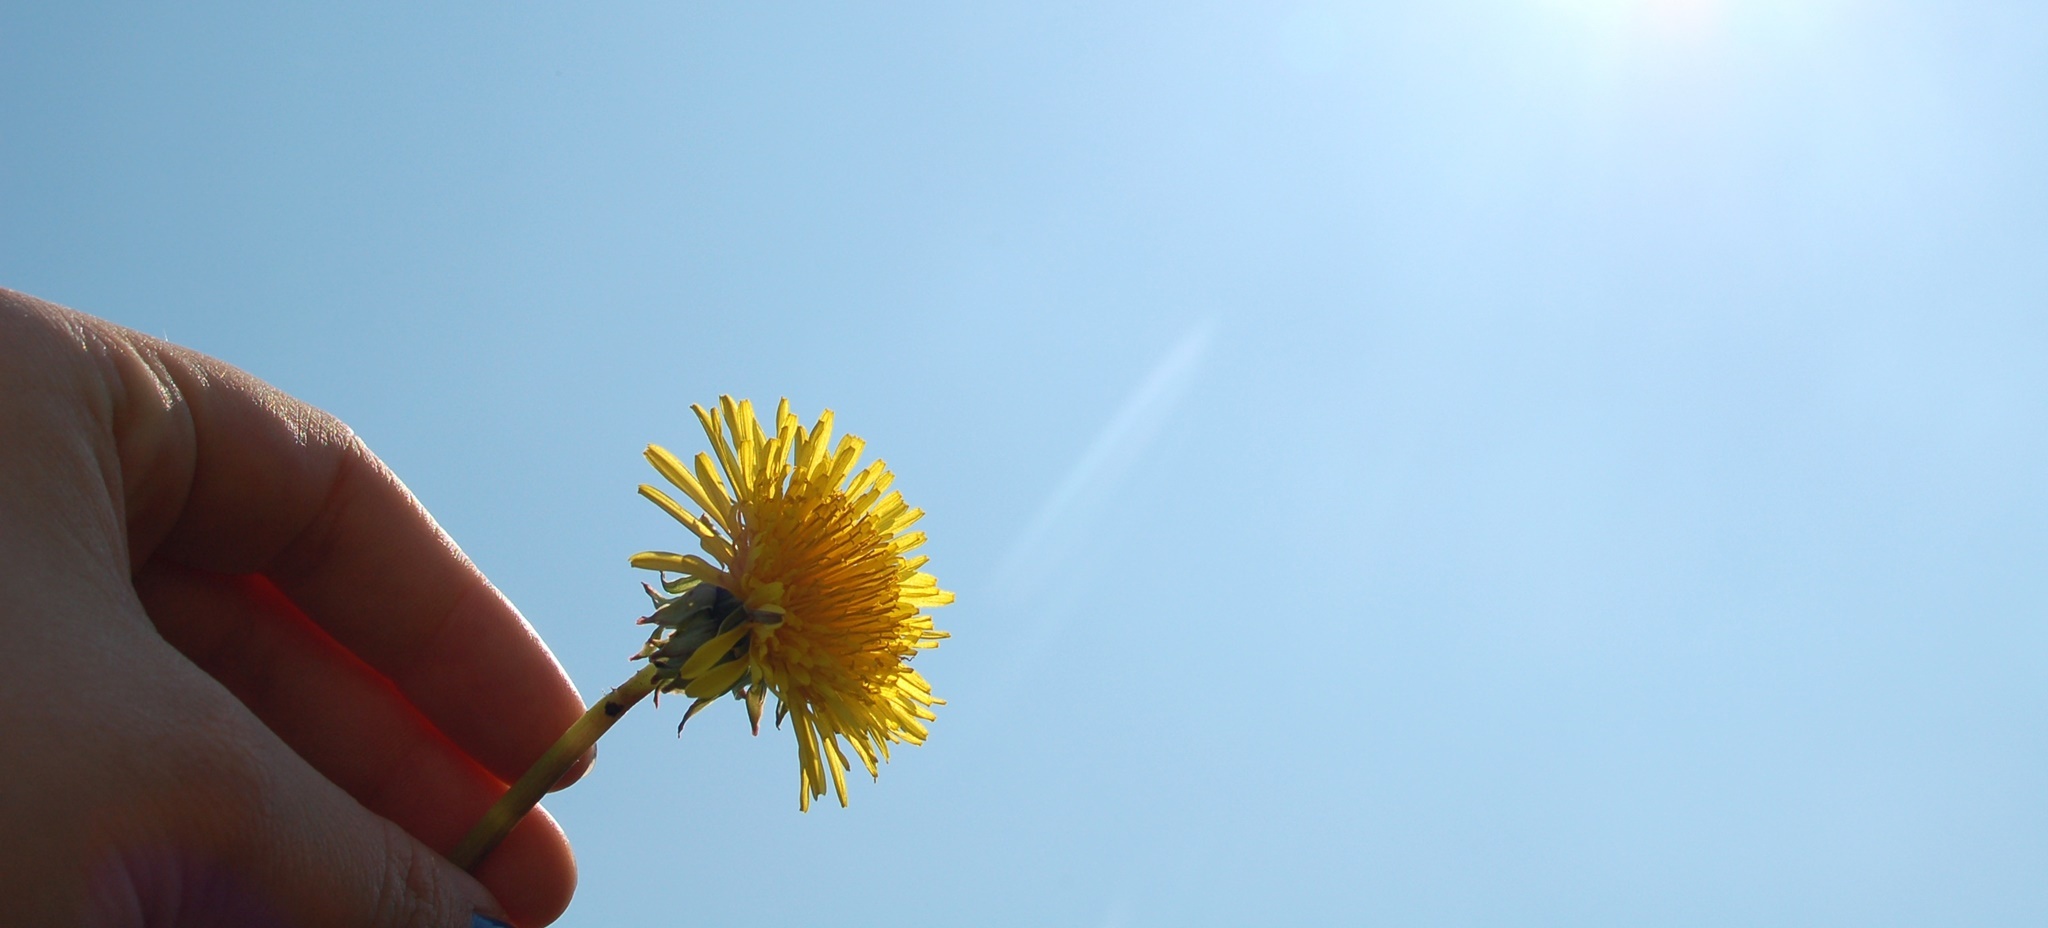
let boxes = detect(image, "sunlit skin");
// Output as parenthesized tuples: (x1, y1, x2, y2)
(0, 289, 587, 927)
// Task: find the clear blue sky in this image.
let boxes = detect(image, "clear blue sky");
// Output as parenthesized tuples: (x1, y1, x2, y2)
(6, 2, 2047, 925)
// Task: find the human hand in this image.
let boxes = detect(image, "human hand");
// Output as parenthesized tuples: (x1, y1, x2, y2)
(0, 289, 587, 927)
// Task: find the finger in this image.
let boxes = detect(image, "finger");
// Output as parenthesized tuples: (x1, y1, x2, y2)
(63, 628, 516, 928)
(135, 562, 578, 926)
(90, 809, 504, 928)
(70, 309, 587, 784)
(182, 715, 517, 928)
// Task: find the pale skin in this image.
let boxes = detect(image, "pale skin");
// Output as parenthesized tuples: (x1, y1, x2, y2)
(0, 288, 589, 927)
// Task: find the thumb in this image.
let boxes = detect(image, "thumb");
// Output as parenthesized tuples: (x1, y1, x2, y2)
(248, 806, 510, 928)
(79, 694, 516, 928)
(90, 818, 509, 928)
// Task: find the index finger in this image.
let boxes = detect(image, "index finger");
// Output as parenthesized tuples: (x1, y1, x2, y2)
(85, 309, 587, 784)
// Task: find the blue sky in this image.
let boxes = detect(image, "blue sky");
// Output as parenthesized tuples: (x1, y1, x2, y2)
(6, 2, 2047, 925)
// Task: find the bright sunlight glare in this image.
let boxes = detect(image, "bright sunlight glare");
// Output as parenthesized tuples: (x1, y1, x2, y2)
(1538, 0, 1728, 35)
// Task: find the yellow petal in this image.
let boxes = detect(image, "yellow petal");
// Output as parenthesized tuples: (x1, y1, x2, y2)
(691, 452, 736, 528)
(823, 735, 851, 807)
(626, 551, 726, 585)
(823, 436, 866, 490)
(644, 445, 733, 534)
(635, 485, 718, 541)
(797, 410, 833, 476)
(695, 533, 737, 566)
(743, 581, 785, 610)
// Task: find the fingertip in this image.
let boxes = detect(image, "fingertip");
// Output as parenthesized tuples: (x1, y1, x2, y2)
(472, 804, 576, 927)
(549, 747, 596, 792)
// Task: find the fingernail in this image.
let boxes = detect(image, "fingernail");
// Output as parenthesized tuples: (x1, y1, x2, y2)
(472, 914, 514, 928)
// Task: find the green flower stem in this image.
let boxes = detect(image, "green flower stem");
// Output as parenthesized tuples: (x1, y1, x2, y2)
(450, 663, 664, 871)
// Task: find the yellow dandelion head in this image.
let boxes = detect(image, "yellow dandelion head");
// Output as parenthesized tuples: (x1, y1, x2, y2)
(628, 396, 953, 809)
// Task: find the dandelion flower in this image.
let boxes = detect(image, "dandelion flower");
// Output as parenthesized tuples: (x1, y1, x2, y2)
(628, 396, 953, 808)
(449, 397, 952, 869)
